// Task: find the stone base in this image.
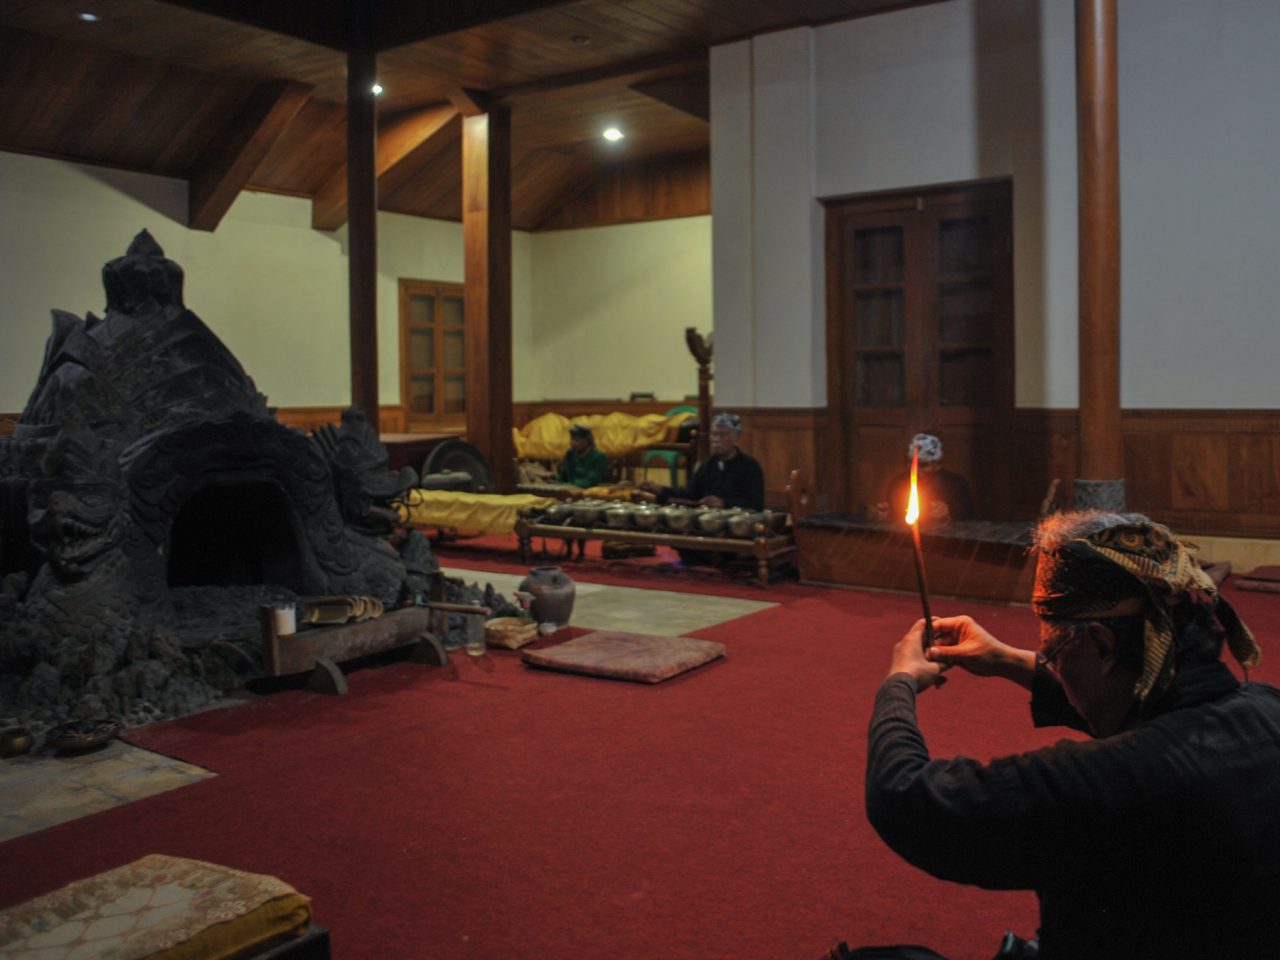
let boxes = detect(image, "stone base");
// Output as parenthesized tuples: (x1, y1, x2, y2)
(1074, 478, 1126, 512)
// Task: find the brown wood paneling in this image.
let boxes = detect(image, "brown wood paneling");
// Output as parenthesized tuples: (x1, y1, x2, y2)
(272, 405, 406, 435)
(736, 409, 821, 510)
(1171, 433, 1230, 513)
(189, 80, 313, 231)
(535, 152, 708, 230)
(1009, 408, 1280, 538)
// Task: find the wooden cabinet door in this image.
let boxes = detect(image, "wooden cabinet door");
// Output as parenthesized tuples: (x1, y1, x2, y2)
(825, 181, 1013, 518)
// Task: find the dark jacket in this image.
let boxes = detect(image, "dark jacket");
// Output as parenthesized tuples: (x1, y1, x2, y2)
(556, 446, 610, 488)
(661, 450, 765, 510)
(887, 467, 975, 523)
(866, 660, 1280, 959)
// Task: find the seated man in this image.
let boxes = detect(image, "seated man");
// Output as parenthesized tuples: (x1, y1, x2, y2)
(638, 412, 765, 569)
(555, 424, 610, 559)
(556, 424, 610, 488)
(866, 510, 1276, 959)
(878, 433, 974, 524)
(639, 412, 765, 511)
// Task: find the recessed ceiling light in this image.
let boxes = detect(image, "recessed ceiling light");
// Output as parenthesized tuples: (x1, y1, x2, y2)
(78, 12, 98, 21)
(371, 83, 383, 95)
(602, 127, 624, 142)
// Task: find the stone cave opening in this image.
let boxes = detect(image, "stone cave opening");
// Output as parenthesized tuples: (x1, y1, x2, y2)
(167, 480, 322, 594)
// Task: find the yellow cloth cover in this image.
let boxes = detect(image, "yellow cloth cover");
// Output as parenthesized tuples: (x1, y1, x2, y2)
(0, 854, 312, 960)
(400, 489, 554, 535)
(513, 410, 695, 460)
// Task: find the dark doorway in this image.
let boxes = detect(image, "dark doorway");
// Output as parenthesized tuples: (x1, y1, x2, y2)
(168, 480, 316, 592)
(823, 179, 1014, 518)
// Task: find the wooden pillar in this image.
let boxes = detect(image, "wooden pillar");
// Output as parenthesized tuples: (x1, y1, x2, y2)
(462, 107, 514, 489)
(1075, 0, 1125, 507)
(347, 44, 379, 430)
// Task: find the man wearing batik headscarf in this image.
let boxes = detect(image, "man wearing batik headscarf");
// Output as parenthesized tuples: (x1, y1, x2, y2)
(640, 412, 765, 511)
(861, 511, 1280, 960)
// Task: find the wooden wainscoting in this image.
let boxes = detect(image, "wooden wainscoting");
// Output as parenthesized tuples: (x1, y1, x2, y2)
(0, 414, 16, 438)
(272, 405, 406, 435)
(1012, 408, 1280, 539)
(733, 408, 823, 511)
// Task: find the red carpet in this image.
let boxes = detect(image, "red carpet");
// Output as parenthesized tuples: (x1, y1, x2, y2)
(2, 568, 1277, 960)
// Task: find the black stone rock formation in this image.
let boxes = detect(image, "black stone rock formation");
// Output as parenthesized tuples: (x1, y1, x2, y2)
(0, 232, 429, 733)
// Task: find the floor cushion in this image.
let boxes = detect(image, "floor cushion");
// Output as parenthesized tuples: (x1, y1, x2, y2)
(521, 630, 725, 683)
(0, 854, 312, 960)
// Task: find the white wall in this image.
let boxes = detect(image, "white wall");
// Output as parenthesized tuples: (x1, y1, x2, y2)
(0, 150, 710, 413)
(712, 0, 1280, 409)
(710, 30, 826, 409)
(526, 216, 712, 403)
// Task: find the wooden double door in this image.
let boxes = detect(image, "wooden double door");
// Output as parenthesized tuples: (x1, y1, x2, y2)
(824, 180, 1014, 518)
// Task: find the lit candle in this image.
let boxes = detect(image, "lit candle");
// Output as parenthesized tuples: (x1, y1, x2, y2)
(905, 447, 936, 650)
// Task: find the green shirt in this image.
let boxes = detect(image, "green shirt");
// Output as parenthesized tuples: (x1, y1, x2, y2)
(556, 446, 610, 487)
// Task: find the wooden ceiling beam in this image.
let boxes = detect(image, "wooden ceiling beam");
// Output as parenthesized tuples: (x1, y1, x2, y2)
(312, 102, 458, 231)
(492, 49, 708, 105)
(188, 79, 312, 232)
(447, 88, 491, 118)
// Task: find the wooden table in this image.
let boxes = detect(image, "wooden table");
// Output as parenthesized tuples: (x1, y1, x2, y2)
(515, 517, 795, 588)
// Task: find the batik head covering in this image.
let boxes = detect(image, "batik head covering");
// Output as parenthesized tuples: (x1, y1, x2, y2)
(909, 433, 942, 464)
(1032, 515, 1259, 705)
(712, 412, 742, 435)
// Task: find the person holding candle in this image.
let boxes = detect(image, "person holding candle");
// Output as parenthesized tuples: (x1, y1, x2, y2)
(876, 433, 974, 525)
(864, 510, 1280, 959)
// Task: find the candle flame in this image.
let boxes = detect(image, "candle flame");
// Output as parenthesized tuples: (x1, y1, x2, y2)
(905, 447, 920, 526)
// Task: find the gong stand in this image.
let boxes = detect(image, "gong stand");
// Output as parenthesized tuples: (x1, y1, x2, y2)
(685, 327, 713, 463)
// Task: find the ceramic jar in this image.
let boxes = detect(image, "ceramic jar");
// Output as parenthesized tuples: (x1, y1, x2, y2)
(517, 566, 576, 626)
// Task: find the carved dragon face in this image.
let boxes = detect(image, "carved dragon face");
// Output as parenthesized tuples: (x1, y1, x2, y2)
(27, 481, 125, 579)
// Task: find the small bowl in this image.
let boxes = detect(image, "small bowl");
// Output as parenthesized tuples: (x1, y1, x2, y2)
(604, 504, 632, 529)
(696, 510, 727, 534)
(45, 719, 119, 753)
(632, 506, 659, 530)
(659, 505, 693, 533)
(1, 726, 33, 758)
(728, 512, 765, 538)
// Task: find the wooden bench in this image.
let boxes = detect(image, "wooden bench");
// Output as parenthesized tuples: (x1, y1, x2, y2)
(514, 518, 795, 587)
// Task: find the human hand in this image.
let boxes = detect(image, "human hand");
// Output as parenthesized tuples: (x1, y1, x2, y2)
(873, 502, 890, 521)
(638, 480, 662, 494)
(928, 500, 951, 522)
(888, 619, 948, 692)
(924, 615, 1036, 688)
(700, 495, 725, 508)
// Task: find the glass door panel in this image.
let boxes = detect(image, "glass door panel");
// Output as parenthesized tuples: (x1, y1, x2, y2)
(409, 375, 435, 414)
(443, 329, 465, 370)
(443, 375, 466, 414)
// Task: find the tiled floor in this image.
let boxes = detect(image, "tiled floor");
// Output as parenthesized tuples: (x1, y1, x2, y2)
(0, 738, 213, 843)
(0, 572, 772, 844)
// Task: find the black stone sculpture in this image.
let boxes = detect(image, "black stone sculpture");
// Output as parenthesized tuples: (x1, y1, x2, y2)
(0, 232, 426, 732)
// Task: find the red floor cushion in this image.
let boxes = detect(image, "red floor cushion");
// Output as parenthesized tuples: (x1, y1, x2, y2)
(521, 630, 725, 683)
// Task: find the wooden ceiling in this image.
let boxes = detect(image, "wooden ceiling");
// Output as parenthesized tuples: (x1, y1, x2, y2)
(0, 0, 945, 232)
